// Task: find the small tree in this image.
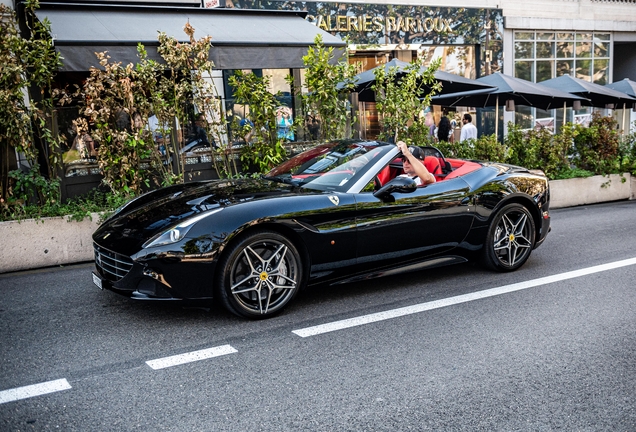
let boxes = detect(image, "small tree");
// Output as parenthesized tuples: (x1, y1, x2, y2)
(572, 112, 621, 175)
(228, 71, 287, 173)
(1, 0, 64, 209)
(300, 35, 358, 140)
(372, 57, 442, 144)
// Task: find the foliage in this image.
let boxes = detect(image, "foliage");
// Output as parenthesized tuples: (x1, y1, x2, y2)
(472, 134, 508, 162)
(435, 137, 477, 159)
(505, 122, 573, 179)
(373, 58, 442, 143)
(550, 167, 595, 180)
(228, 70, 287, 173)
(64, 22, 238, 195)
(75, 49, 158, 196)
(617, 124, 636, 176)
(156, 23, 237, 179)
(300, 35, 358, 140)
(436, 134, 507, 163)
(0, 175, 129, 222)
(572, 112, 621, 175)
(0, 0, 64, 204)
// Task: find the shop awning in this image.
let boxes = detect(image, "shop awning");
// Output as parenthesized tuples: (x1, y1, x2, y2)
(35, 3, 345, 72)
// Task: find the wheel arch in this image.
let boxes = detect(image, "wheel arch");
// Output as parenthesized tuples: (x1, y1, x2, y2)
(217, 220, 311, 286)
(490, 194, 542, 244)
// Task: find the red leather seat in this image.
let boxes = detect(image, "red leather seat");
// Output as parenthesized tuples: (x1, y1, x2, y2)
(424, 156, 444, 181)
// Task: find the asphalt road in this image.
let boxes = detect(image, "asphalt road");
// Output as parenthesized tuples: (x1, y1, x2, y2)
(1, 200, 635, 431)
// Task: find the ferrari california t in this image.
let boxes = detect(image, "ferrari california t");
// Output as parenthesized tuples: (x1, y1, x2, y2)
(92, 140, 551, 319)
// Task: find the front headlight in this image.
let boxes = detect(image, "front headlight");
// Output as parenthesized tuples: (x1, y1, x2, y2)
(142, 207, 224, 248)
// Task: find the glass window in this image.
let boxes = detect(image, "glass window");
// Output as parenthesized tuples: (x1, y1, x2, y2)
(515, 32, 534, 40)
(556, 42, 574, 58)
(575, 59, 592, 81)
(515, 61, 534, 81)
(594, 33, 610, 41)
(575, 41, 592, 58)
(515, 105, 533, 130)
(576, 33, 592, 41)
(557, 32, 574, 41)
(537, 32, 555, 40)
(515, 42, 534, 59)
(536, 60, 554, 82)
(536, 42, 555, 58)
(594, 42, 608, 58)
(556, 60, 574, 77)
(593, 59, 609, 85)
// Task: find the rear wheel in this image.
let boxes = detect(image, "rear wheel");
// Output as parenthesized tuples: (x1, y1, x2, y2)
(482, 203, 535, 272)
(216, 231, 302, 319)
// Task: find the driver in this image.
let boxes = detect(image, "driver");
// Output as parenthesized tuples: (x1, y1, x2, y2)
(397, 141, 436, 186)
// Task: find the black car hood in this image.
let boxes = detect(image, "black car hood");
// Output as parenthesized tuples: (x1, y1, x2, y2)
(93, 178, 300, 250)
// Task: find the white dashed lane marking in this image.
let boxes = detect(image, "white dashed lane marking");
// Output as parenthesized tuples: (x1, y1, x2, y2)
(146, 344, 238, 370)
(0, 379, 72, 405)
(292, 257, 636, 337)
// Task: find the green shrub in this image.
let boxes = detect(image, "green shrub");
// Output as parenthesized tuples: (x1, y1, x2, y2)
(572, 112, 620, 175)
(473, 134, 507, 162)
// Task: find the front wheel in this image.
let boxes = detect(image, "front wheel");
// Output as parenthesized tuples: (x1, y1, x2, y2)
(216, 231, 303, 319)
(482, 203, 536, 272)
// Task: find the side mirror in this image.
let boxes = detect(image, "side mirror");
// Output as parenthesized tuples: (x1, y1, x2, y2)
(373, 176, 417, 199)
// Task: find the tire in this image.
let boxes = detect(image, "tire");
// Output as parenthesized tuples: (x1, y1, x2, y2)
(216, 230, 303, 319)
(482, 203, 536, 272)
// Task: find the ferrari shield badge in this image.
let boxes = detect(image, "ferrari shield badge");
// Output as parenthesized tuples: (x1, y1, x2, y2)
(328, 195, 340, 206)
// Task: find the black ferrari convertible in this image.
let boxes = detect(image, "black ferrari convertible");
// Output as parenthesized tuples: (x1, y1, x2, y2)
(92, 140, 550, 319)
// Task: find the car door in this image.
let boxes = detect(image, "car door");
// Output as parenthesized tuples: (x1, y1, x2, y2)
(354, 176, 475, 270)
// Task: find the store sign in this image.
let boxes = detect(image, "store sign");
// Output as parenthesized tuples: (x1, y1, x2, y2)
(308, 15, 453, 34)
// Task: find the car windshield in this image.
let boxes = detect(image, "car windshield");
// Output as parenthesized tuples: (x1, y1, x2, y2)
(265, 140, 392, 191)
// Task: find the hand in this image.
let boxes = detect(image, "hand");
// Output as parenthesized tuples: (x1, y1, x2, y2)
(397, 140, 409, 156)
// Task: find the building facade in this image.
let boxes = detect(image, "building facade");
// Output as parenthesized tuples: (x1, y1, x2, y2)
(9, 0, 636, 143)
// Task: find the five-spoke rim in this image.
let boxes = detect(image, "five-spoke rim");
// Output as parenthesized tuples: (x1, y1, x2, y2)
(493, 210, 532, 267)
(230, 239, 299, 314)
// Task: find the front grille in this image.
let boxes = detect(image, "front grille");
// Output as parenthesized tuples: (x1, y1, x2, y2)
(94, 243, 134, 282)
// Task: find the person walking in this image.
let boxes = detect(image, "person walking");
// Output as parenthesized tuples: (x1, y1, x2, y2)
(460, 113, 478, 142)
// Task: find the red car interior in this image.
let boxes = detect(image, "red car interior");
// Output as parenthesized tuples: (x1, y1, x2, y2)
(377, 157, 482, 186)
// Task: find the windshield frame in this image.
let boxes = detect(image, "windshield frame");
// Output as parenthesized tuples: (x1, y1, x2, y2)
(265, 140, 399, 194)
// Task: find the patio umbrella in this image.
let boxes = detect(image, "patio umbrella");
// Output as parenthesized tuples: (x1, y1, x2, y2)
(539, 75, 636, 108)
(605, 78, 636, 131)
(348, 58, 495, 102)
(430, 72, 587, 138)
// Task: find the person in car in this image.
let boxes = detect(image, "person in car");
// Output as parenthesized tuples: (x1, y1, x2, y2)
(397, 140, 436, 186)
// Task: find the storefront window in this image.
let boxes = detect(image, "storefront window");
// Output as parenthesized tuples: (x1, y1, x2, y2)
(515, 42, 534, 59)
(515, 105, 533, 130)
(536, 42, 554, 58)
(536, 60, 554, 83)
(512, 31, 611, 134)
(556, 60, 574, 76)
(575, 59, 592, 80)
(515, 32, 534, 40)
(556, 41, 574, 58)
(593, 59, 609, 85)
(575, 41, 592, 58)
(263, 68, 295, 141)
(515, 61, 533, 81)
(536, 32, 555, 41)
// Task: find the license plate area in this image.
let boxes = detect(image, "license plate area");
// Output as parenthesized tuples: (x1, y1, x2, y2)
(92, 272, 103, 290)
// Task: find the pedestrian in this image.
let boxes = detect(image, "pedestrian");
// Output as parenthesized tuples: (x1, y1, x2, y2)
(460, 113, 478, 142)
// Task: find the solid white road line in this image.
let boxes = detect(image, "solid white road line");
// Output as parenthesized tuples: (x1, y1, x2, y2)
(292, 257, 636, 338)
(146, 344, 237, 370)
(0, 379, 72, 405)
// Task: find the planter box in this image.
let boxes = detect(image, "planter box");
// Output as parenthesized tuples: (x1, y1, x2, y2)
(0, 213, 101, 274)
(549, 173, 632, 209)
